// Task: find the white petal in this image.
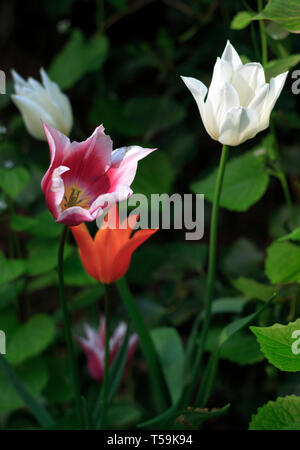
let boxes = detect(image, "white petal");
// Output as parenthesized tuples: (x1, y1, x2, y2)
(259, 71, 288, 130)
(11, 95, 56, 140)
(247, 84, 269, 121)
(231, 63, 266, 107)
(206, 57, 233, 110)
(181, 76, 207, 125)
(215, 82, 240, 126)
(221, 41, 243, 70)
(219, 106, 259, 146)
(40, 68, 73, 133)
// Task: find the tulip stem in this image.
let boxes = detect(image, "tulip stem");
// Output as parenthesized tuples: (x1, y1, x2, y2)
(257, 0, 268, 66)
(102, 284, 110, 428)
(58, 225, 84, 428)
(185, 144, 229, 406)
(116, 277, 169, 413)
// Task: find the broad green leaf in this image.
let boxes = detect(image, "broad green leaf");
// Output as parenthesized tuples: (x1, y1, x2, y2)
(7, 314, 55, 365)
(205, 328, 263, 365)
(12, 210, 61, 238)
(26, 238, 72, 276)
(265, 55, 300, 80)
(0, 252, 26, 286)
(123, 96, 186, 139)
(232, 277, 275, 301)
(222, 238, 264, 278)
(251, 319, 300, 372)
(265, 241, 300, 284)
(231, 11, 256, 30)
(278, 227, 300, 242)
(0, 280, 24, 310)
(132, 151, 175, 196)
(249, 395, 300, 430)
(197, 294, 276, 406)
(191, 152, 269, 212)
(256, 0, 300, 33)
(0, 357, 48, 413)
(0, 166, 30, 199)
(49, 29, 108, 89)
(151, 327, 185, 404)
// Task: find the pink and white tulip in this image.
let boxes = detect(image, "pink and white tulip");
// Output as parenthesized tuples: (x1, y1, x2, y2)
(41, 123, 156, 226)
(77, 316, 138, 382)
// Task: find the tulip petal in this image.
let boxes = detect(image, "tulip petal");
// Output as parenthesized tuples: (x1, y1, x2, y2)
(11, 95, 57, 140)
(207, 57, 233, 107)
(215, 82, 240, 127)
(221, 41, 243, 70)
(111, 228, 158, 282)
(40, 68, 73, 133)
(259, 71, 288, 130)
(219, 106, 259, 146)
(231, 63, 266, 107)
(70, 223, 99, 280)
(180, 76, 207, 126)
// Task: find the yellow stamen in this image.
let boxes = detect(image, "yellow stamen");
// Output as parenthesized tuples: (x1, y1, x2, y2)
(60, 185, 91, 211)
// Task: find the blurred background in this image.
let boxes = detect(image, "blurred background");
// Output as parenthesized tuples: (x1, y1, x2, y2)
(0, 0, 300, 429)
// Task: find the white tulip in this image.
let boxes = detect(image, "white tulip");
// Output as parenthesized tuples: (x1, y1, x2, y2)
(181, 41, 288, 146)
(11, 68, 73, 141)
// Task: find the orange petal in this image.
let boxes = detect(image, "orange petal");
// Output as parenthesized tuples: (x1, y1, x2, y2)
(94, 226, 124, 283)
(70, 224, 99, 281)
(110, 228, 158, 283)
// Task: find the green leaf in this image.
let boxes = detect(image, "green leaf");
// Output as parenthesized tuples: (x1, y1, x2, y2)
(0, 167, 30, 199)
(0, 357, 48, 413)
(12, 211, 61, 239)
(131, 151, 175, 196)
(265, 55, 300, 80)
(205, 327, 263, 365)
(231, 11, 256, 30)
(265, 241, 300, 284)
(123, 96, 186, 139)
(49, 29, 109, 89)
(0, 252, 26, 286)
(7, 314, 55, 365)
(232, 277, 275, 301)
(191, 152, 269, 212)
(151, 327, 185, 404)
(197, 293, 276, 406)
(222, 238, 264, 278)
(26, 238, 72, 276)
(249, 395, 300, 430)
(256, 0, 300, 33)
(251, 319, 300, 372)
(278, 227, 300, 242)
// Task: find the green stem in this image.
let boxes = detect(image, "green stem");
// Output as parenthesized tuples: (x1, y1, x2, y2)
(102, 284, 110, 428)
(0, 354, 55, 428)
(58, 225, 84, 428)
(116, 277, 168, 413)
(257, 0, 267, 66)
(278, 172, 297, 228)
(184, 144, 229, 406)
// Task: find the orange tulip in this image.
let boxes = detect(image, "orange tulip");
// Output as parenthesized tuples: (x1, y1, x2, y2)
(70, 211, 158, 284)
